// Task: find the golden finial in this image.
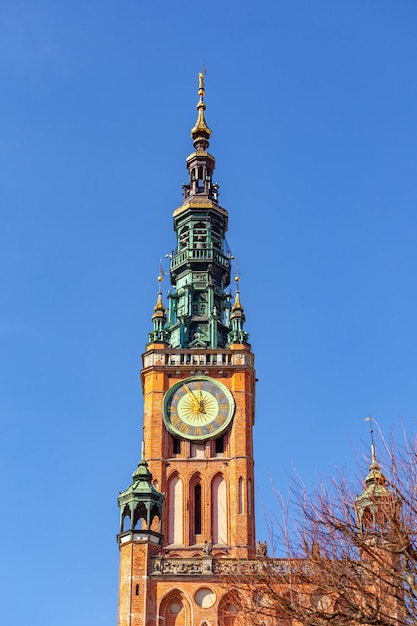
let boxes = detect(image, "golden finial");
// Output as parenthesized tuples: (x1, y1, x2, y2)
(191, 69, 211, 143)
(153, 264, 166, 316)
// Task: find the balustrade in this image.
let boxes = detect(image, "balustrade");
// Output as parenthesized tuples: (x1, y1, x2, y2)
(143, 351, 253, 369)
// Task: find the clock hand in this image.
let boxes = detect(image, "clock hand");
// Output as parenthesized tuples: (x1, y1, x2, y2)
(182, 383, 199, 409)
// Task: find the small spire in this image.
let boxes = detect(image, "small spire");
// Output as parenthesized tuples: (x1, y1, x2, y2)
(231, 276, 244, 312)
(148, 272, 168, 343)
(365, 415, 377, 465)
(191, 70, 211, 149)
(364, 416, 386, 486)
(228, 273, 249, 344)
(152, 274, 166, 318)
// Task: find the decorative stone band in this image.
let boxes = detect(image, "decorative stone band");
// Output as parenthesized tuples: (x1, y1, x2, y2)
(151, 558, 314, 577)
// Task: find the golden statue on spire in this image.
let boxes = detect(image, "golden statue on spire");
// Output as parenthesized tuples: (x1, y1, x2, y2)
(198, 72, 205, 94)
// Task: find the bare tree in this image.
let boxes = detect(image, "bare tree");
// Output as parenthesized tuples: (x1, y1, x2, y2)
(220, 429, 417, 626)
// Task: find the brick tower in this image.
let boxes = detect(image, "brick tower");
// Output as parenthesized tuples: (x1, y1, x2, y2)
(117, 73, 256, 626)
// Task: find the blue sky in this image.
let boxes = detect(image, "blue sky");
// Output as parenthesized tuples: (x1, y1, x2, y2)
(1, 1, 417, 624)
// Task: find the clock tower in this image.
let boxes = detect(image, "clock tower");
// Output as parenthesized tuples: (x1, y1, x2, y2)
(117, 74, 256, 626)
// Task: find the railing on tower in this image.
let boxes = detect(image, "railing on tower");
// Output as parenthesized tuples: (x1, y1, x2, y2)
(169, 247, 231, 270)
(142, 349, 254, 369)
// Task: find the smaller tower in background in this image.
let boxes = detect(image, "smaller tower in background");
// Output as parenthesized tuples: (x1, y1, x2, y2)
(355, 419, 403, 622)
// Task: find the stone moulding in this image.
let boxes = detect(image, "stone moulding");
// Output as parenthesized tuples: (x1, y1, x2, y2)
(151, 557, 313, 576)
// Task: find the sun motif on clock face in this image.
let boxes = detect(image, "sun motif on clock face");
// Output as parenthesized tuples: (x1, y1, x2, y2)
(163, 376, 235, 441)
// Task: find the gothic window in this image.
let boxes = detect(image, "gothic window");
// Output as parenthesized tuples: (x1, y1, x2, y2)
(248, 478, 253, 517)
(168, 474, 183, 545)
(218, 593, 240, 626)
(121, 504, 131, 532)
(194, 483, 202, 535)
(189, 472, 203, 544)
(132, 502, 147, 530)
(159, 591, 190, 626)
(238, 477, 244, 515)
(212, 473, 227, 544)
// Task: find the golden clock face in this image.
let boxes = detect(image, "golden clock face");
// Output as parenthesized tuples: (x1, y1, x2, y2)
(163, 376, 235, 441)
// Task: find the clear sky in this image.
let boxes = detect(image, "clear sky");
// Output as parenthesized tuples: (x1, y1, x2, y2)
(1, 1, 417, 624)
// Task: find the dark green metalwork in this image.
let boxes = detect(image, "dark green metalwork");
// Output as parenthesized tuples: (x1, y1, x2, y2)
(148, 80, 249, 350)
(118, 458, 164, 535)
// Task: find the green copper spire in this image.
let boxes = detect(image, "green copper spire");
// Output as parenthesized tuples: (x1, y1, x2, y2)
(147, 74, 249, 350)
(355, 421, 396, 534)
(149, 73, 248, 349)
(228, 277, 249, 344)
(148, 274, 168, 343)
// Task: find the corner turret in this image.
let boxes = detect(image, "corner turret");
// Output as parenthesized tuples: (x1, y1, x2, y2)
(118, 454, 164, 542)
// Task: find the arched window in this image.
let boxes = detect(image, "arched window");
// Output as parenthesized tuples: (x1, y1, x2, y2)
(238, 477, 244, 515)
(121, 504, 131, 532)
(219, 593, 241, 626)
(212, 474, 227, 544)
(189, 473, 203, 544)
(168, 474, 183, 545)
(159, 590, 190, 626)
(194, 483, 202, 535)
(197, 166, 204, 190)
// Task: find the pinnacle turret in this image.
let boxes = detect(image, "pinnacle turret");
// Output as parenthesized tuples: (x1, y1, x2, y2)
(148, 275, 168, 343)
(118, 457, 164, 536)
(228, 277, 249, 344)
